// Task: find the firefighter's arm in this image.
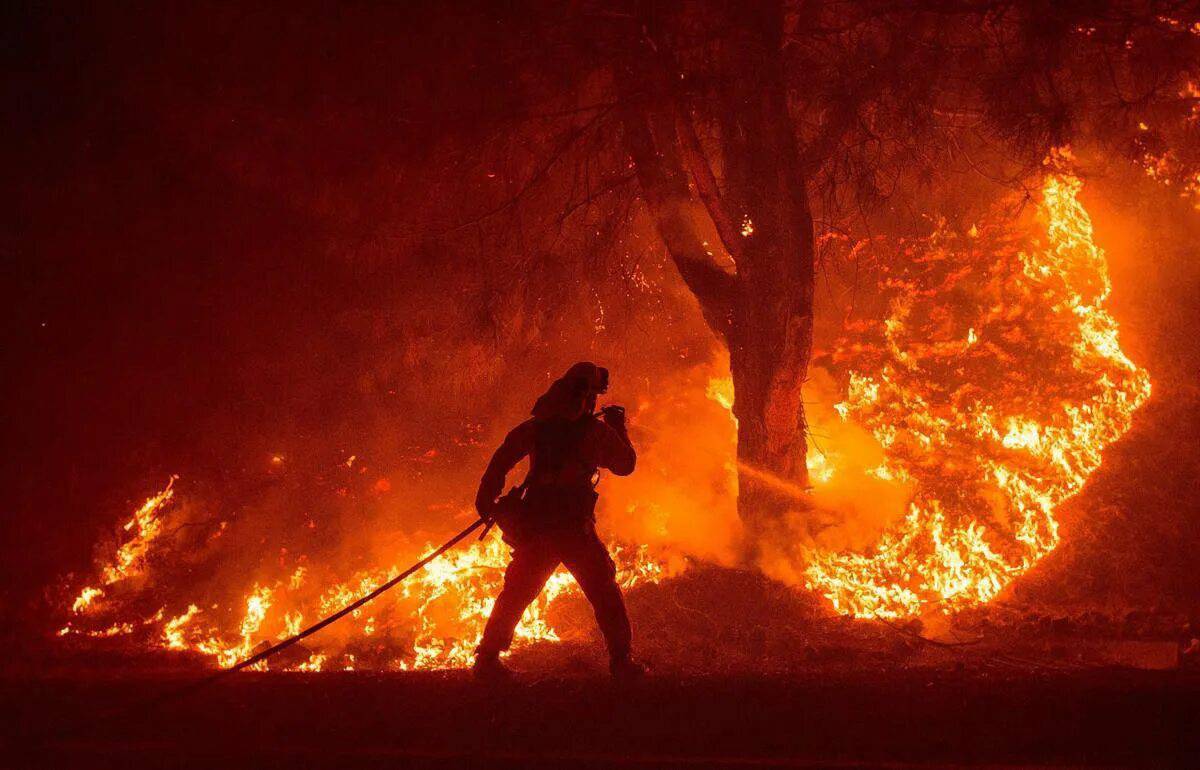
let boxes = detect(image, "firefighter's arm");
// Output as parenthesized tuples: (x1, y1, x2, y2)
(475, 421, 534, 516)
(597, 407, 636, 476)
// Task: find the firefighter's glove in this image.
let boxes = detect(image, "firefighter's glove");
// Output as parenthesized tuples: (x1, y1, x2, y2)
(601, 405, 627, 430)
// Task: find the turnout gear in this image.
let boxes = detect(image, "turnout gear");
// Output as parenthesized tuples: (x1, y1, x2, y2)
(609, 654, 648, 681)
(474, 362, 638, 668)
(473, 650, 515, 682)
(530, 361, 609, 422)
(476, 524, 632, 661)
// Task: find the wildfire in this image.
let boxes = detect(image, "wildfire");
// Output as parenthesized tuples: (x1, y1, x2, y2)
(802, 165, 1150, 619)
(59, 161, 1147, 663)
(71, 586, 103, 614)
(63, 478, 669, 670)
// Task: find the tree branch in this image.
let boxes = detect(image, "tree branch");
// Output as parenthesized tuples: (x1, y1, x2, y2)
(617, 90, 736, 339)
(675, 104, 746, 264)
(446, 106, 612, 232)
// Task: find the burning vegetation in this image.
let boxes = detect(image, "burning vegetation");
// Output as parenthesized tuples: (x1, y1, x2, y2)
(10, 1, 1199, 681)
(62, 482, 670, 671)
(801, 165, 1151, 618)
(57, 158, 1151, 671)
(12, 7, 1200, 770)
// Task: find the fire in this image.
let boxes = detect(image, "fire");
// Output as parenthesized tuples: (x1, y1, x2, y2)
(162, 604, 200, 650)
(63, 478, 670, 670)
(67, 476, 178, 616)
(802, 164, 1150, 619)
(59, 160, 1147, 662)
(102, 475, 177, 584)
(71, 586, 103, 614)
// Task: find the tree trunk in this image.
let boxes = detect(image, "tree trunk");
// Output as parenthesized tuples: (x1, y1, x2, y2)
(616, 2, 814, 539)
(718, 2, 815, 531)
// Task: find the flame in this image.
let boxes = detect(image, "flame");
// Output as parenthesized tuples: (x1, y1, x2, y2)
(1133, 79, 1200, 209)
(802, 166, 1150, 619)
(60, 161, 1148, 663)
(67, 477, 178, 616)
(706, 377, 735, 412)
(64, 483, 669, 670)
(71, 586, 103, 614)
(162, 604, 200, 650)
(102, 476, 177, 585)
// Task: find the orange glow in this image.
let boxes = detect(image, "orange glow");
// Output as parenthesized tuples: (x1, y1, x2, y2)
(67, 477, 177, 618)
(60, 162, 1149, 664)
(64, 478, 670, 670)
(801, 164, 1150, 619)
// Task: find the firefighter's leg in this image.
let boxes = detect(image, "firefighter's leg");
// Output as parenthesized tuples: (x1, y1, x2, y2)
(561, 531, 632, 661)
(476, 544, 559, 656)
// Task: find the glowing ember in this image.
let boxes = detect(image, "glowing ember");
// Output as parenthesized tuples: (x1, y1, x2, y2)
(803, 163, 1151, 619)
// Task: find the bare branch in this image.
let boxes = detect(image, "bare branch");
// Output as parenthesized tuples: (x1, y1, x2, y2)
(618, 92, 736, 339)
(675, 105, 745, 264)
(446, 106, 613, 232)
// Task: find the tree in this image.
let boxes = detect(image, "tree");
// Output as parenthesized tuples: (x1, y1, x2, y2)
(593, 0, 1199, 539)
(615, 3, 816, 533)
(440, 0, 1200, 540)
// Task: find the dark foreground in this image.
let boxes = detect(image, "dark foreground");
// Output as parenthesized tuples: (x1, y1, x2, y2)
(4, 666, 1198, 769)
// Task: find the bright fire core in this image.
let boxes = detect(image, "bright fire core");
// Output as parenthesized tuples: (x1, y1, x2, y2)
(803, 168, 1151, 619)
(61, 166, 1149, 668)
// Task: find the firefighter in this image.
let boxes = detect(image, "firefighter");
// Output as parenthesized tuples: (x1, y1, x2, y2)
(473, 362, 645, 681)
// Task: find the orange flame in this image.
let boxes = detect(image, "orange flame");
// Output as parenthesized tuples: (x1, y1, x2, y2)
(802, 165, 1150, 619)
(60, 161, 1148, 664)
(67, 476, 178, 618)
(65, 482, 670, 670)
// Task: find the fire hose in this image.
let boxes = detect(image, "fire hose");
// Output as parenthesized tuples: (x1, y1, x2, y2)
(54, 408, 627, 736)
(38, 516, 491, 746)
(228, 407, 619, 672)
(227, 516, 488, 673)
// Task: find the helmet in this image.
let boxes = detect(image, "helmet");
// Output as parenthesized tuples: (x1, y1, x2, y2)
(531, 361, 609, 420)
(561, 361, 608, 395)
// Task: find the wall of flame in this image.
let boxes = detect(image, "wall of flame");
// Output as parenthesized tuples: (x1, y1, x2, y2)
(799, 166, 1151, 618)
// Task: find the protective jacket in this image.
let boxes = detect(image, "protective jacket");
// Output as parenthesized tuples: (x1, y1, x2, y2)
(474, 362, 637, 661)
(475, 415, 636, 529)
(474, 415, 636, 660)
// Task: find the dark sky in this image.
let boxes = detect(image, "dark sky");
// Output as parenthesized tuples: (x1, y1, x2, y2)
(1, 1, 510, 617)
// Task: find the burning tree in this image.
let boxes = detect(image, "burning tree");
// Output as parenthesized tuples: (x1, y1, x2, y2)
(551, 0, 1200, 533)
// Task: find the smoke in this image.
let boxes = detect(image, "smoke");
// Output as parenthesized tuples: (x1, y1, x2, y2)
(752, 366, 914, 587)
(600, 359, 744, 568)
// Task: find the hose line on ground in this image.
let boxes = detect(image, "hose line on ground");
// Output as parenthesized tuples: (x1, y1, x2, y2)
(228, 516, 487, 673)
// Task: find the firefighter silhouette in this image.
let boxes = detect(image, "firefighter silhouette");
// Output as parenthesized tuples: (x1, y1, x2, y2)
(474, 361, 644, 680)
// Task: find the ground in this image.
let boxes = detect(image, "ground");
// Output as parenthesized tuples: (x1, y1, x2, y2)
(8, 567, 1200, 768)
(4, 665, 1199, 768)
